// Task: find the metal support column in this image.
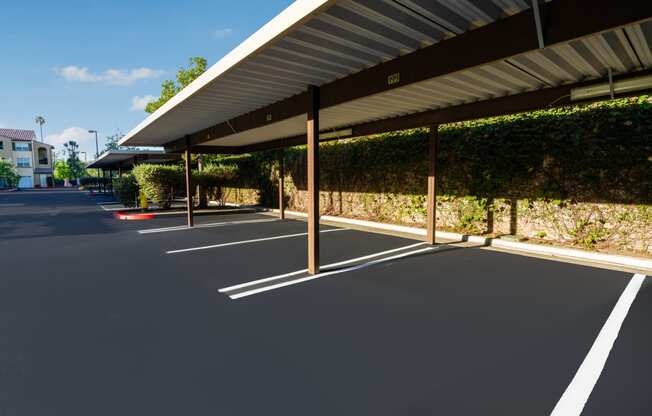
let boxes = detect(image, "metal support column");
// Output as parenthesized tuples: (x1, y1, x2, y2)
(426, 125, 438, 245)
(184, 136, 194, 228)
(307, 85, 320, 274)
(279, 149, 285, 220)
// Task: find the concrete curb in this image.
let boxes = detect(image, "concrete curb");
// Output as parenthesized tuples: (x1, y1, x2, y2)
(110, 207, 257, 217)
(265, 208, 652, 273)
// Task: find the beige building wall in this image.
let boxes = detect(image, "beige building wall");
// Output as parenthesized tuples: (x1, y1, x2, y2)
(1, 136, 54, 187)
(0, 137, 11, 161)
(31, 140, 54, 187)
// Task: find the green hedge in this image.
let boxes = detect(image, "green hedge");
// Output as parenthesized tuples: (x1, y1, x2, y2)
(207, 95, 652, 205)
(132, 164, 183, 209)
(127, 163, 241, 208)
(195, 163, 239, 205)
(113, 174, 139, 207)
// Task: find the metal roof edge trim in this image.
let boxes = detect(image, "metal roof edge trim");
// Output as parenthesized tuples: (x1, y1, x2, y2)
(119, 0, 335, 147)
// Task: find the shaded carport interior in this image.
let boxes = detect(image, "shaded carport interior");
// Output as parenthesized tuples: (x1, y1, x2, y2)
(86, 149, 181, 192)
(119, 0, 652, 274)
(87, 149, 181, 173)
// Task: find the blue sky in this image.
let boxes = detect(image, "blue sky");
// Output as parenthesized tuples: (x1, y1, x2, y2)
(0, 0, 293, 159)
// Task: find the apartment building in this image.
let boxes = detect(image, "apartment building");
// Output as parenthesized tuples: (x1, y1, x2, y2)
(0, 128, 54, 188)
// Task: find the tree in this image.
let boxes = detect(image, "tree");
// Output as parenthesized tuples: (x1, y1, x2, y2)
(35, 116, 46, 141)
(53, 160, 71, 181)
(103, 131, 125, 153)
(0, 159, 20, 188)
(63, 141, 86, 180)
(145, 57, 208, 113)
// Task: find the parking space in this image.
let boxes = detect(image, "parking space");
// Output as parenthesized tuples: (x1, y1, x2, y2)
(582, 277, 652, 415)
(1, 191, 649, 415)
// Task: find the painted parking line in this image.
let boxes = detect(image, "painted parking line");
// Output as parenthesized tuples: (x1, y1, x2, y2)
(219, 242, 430, 299)
(99, 204, 126, 212)
(219, 241, 425, 294)
(137, 218, 278, 234)
(550, 273, 646, 416)
(166, 228, 349, 254)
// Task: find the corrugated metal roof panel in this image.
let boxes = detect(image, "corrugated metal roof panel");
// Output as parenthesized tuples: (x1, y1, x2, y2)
(121, 0, 533, 146)
(121, 1, 652, 149)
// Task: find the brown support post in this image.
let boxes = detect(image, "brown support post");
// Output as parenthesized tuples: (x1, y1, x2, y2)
(184, 136, 194, 228)
(426, 125, 438, 245)
(278, 149, 285, 220)
(307, 85, 320, 274)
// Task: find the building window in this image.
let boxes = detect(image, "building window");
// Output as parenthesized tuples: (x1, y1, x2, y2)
(16, 157, 31, 168)
(0, 141, 3, 150)
(38, 148, 48, 165)
(12, 142, 31, 152)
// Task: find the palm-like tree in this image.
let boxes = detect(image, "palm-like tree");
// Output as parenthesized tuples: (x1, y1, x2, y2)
(35, 116, 46, 141)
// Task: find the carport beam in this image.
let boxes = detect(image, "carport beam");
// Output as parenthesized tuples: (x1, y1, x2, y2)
(426, 125, 438, 245)
(307, 85, 320, 274)
(184, 136, 194, 228)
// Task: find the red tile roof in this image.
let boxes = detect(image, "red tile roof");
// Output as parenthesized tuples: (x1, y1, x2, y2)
(0, 128, 36, 141)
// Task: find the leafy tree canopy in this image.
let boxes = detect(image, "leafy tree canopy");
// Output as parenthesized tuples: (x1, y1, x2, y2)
(103, 131, 125, 153)
(63, 141, 86, 180)
(145, 57, 208, 114)
(53, 160, 71, 180)
(0, 159, 20, 188)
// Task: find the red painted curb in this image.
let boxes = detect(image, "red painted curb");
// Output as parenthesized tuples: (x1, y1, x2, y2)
(113, 211, 155, 220)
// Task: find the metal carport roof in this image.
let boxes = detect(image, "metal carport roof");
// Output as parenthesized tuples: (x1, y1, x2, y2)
(120, 0, 652, 151)
(86, 149, 180, 170)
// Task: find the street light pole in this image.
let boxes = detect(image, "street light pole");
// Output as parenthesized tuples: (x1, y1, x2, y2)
(88, 129, 100, 180)
(88, 130, 99, 158)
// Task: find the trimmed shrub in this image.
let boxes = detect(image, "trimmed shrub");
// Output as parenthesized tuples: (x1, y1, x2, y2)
(132, 164, 183, 209)
(194, 164, 239, 205)
(79, 177, 95, 186)
(113, 174, 139, 207)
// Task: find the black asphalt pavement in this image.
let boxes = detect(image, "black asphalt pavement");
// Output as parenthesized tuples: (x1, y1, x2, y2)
(0, 190, 649, 415)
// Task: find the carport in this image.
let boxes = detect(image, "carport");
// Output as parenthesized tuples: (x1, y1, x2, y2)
(87, 149, 181, 175)
(120, 0, 652, 274)
(86, 149, 181, 193)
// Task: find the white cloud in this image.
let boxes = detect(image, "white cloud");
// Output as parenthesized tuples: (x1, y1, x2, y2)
(45, 127, 98, 158)
(54, 65, 165, 86)
(130, 95, 157, 112)
(46, 126, 92, 147)
(213, 28, 233, 39)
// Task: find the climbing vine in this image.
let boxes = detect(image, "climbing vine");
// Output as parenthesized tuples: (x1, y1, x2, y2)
(206, 96, 652, 255)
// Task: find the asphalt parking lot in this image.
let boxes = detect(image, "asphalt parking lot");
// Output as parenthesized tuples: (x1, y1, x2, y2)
(1, 190, 649, 415)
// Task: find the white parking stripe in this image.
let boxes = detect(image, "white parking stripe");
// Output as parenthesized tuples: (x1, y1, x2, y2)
(229, 246, 437, 299)
(166, 228, 348, 254)
(218, 243, 425, 293)
(138, 218, 278, 234)
(550, 273, 646, 416)
(219, 241, 425, 294)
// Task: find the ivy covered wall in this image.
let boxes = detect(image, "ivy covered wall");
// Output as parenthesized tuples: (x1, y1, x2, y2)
(210, 96, 652, 256)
